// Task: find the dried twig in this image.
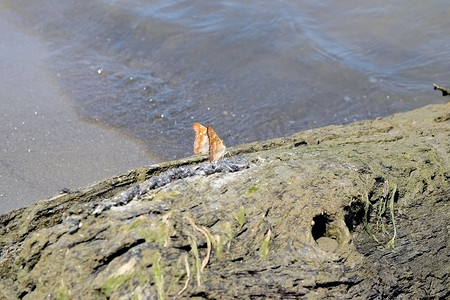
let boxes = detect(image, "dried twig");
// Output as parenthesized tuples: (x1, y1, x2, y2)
(176, 255, 191, 297)
(433, 83, 450, 96)
(185, 216, 212, 271)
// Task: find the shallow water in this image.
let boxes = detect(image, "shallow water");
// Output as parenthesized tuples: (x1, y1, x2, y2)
(4, 0, 450, 160)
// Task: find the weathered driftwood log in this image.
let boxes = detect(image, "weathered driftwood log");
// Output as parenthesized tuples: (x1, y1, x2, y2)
(0, 103, 449, 299)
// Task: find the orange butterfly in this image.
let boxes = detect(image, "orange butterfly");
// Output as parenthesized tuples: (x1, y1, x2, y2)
(193, 122, 227, 162)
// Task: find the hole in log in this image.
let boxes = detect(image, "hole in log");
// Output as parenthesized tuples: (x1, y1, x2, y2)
(311, 212, 330, 241)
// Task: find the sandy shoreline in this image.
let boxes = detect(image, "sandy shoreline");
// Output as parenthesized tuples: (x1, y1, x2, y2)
(0, 14, 157, 214)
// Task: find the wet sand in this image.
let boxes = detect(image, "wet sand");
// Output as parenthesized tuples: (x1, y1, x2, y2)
(0, 14, 156, 215)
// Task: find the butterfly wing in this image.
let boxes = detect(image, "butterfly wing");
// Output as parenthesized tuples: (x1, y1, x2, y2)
(193, 122, 210, 156)
(207, 126, 226, 162)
